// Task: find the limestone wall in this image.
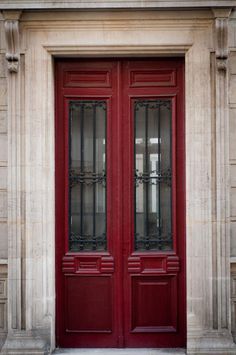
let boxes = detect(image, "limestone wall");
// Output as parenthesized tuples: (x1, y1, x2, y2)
(0, 7, 236, 354)
(0, 17, 8, 348)
(229, 12, 236, 343)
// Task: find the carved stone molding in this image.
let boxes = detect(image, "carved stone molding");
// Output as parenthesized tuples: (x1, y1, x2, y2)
(2, 11, 22, 73)
(213, 8, 232, 72)
(210, 7, 236, 354)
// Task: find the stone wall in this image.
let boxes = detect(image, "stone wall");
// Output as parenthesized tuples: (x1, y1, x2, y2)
(0, 6, 235, 353)
(229, 12, 236, 344)
(0, 16, 8, 348)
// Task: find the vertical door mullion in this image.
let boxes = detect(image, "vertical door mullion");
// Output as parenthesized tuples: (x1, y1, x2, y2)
(92, 104, 96, 250)
(158, 104, 162, 249)
(80, 104, 84, 246)
(144, 104, 149, 249)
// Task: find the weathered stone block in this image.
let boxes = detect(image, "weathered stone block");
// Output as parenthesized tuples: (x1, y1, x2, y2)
(0, 55, 6, 78)
(230, 52, 236, 75)
(0, 168, 6, 190)
(0, 278, 6, 299)
(231, 165, 236, 187)
(0, 21, 6, 51)
(228, 22, 236, 48)
(0, 110, 7, 134)
(231, 188, 236, 218)
(0, 302, 6, 330)
(229, 109, 236, 160)
(230, 75, 236, 104)
(0, 134, 7, 163)
(231, 264, 236, 343)
(0, 223, 7, 258)
(0, 192, 7, 219)
(231, 222, 236, 256)
(0, 79, 7, 107)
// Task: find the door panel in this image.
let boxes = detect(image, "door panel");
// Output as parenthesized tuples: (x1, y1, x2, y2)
(65, 275, 112, 332)
(122, 60, 185, 347)
(55, 59, 185, 348)
(131, 275, 177, 331)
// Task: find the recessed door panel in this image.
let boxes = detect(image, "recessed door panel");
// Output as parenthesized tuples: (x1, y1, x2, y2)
(131, 275, 177, 332)
(55, 59, 185, 348)
(65, 276, 112, 332)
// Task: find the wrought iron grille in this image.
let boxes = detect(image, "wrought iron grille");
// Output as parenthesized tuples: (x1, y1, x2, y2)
(134, 99, 173, 251)
(69, 101, 107, 251)
(69, 170, 106, 187)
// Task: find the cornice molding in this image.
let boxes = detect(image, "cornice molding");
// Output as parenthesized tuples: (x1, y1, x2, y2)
(212, 8, 232, 72)
(2, 11, 22, 73)
(0, 0, 235, 10)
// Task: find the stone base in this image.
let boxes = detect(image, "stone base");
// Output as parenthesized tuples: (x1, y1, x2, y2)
(0, 334, 7, 351)
(53, 350, 186, 355)
(1, 331, 49, 355)
(187, 330, 236, 355)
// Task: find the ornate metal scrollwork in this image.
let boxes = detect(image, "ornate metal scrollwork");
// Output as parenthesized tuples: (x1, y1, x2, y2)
(135, 168, 172, 187)
(70, 232, 106, 251)
(135, 232, 172, 251)
(69, 169, 106, 187)
(70, 101, 106, 111)
(135, 100, 171, 111)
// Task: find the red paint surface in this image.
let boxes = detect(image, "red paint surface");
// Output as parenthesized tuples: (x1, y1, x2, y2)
(55, 59, 186, 348)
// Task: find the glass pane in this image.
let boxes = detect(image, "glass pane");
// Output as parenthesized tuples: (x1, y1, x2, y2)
(135, 100, 172, 251)
(69, 101, 106, 251)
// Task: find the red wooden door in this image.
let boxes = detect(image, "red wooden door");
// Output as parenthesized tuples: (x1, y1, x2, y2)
(55, 59, 185, 348)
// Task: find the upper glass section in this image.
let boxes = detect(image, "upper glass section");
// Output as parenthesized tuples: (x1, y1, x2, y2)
(69, 101, 106, 251)
(134, 100, 172, 251)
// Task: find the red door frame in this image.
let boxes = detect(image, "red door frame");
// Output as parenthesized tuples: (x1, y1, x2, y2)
(55, 58, 186, 348)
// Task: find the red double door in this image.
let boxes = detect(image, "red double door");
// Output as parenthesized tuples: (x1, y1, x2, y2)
(56, 59, 185, 348)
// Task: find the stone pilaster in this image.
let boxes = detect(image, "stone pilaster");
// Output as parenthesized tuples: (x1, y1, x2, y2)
(1, 10, 49, 355)
(187, 7, 236, 355)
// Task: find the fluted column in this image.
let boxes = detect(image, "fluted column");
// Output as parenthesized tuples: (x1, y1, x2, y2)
(1, 10, 48, 355)
(187, 7, 236, 355)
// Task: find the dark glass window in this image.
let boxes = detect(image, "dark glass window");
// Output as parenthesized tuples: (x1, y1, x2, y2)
(69, 101, 106, 251)
(134, 100, 172, 251)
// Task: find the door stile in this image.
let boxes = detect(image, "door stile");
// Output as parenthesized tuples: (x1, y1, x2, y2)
(175, 62, 186, 344)
(121, 62, 133, 347)
(171, 95, 177, 253)
(114, 61, 125, 347)
(55, 62, 65, 347)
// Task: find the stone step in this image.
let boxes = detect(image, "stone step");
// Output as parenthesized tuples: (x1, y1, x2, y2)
(53, 349, 186, 355)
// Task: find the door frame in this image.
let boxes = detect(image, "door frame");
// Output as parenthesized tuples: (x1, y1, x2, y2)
(5, 9, 235, 355)
(55, 58, 186, 348)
